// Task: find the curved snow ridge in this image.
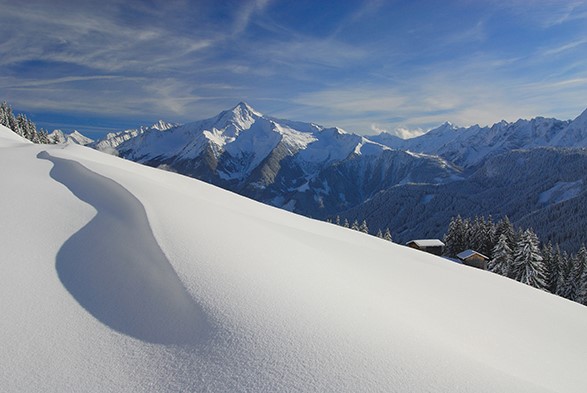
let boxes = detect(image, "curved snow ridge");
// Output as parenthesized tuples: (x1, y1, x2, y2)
(38, 151, 210, 345)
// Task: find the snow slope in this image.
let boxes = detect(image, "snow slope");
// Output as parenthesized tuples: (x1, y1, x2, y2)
(2, 124, 587, 392)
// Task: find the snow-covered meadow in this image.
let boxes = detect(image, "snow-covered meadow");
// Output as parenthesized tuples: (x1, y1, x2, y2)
(1, 125, 586, 392)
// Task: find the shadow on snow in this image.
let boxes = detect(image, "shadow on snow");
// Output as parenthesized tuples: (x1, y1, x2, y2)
(38, 151, 209, 345)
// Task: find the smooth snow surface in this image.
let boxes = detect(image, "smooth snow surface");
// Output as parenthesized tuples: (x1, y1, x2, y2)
(37, 151, 208, 344)
(2, 124, 587, 392)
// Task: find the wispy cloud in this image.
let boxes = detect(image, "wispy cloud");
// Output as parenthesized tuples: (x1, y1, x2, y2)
(0, 0, 585, 135)
(541, 38, 587, 56)
(232, 0, 272, 35)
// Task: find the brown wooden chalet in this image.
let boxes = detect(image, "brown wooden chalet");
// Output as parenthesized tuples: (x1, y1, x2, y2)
(457, 249, 489, 270)
(406, 239, 445, 256)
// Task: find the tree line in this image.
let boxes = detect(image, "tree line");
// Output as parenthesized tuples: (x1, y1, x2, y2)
(0, 101, 52, 144)
(328, 216, 393, 242)
(444, 214, 587, 306)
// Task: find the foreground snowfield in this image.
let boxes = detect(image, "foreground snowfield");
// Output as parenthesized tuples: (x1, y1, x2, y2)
(1, 125, 586, 392)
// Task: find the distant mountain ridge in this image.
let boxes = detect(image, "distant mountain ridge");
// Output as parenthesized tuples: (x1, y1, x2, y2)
(372, 109, 587, 167)
(91, 103, 587, 250)
(94, 102, 460, 217)
(49, 129, 95, 145)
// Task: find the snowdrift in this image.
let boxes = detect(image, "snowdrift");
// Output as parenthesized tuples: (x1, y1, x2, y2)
(1, 125, 586, 392)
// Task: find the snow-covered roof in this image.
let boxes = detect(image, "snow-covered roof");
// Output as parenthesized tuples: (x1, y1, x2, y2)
(457, 249, 489, 260)
(406, 239, 445, 247)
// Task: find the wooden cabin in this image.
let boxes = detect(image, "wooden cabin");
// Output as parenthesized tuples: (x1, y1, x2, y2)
(456, 249, 489, 270)
(406, 239, 445, 256)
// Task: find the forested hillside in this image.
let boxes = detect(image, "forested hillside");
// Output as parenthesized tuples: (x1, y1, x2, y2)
(339, 148, 587, 252)
(0, 102, 51, 144)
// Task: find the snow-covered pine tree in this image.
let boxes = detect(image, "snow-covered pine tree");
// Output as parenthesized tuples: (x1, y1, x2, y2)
(351, 220, 360, 231)
(495, 216, 516, 250)
(342, 219, 349, 228)
(556, 251, 572, 298)
(376, 229, 383, 238)
(488, 233, 512, 276)
(359, 220, 369, 234)
(38, 128, 50, 144)
(335, 216, 341, 226)
(469, 216, 484, 252)
(483, 215, 497, 258)
(541, 242, 557, 294)
(511, 229, 547, 290)
(0, 101, 47, 144)
(16, 114, 27, 138)
(0, 101, 11, 127)
(577, 247, 587, 305)
(27, 118, 40, 143)
(383, 228, 392, 242)
(443, 215, 467, 257)
(566, 246, 587, 302)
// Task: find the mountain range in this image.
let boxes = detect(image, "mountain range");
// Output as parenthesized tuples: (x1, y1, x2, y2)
(82, 103, 587, 250)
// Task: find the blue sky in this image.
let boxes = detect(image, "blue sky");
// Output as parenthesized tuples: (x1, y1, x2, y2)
(1, 0, 587, 138)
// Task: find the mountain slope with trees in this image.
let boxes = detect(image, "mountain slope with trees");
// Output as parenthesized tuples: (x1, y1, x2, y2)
(339, 148, 587, 251)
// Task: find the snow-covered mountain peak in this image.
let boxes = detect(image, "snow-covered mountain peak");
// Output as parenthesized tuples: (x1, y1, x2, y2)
(150, 120, 176, 131)
(234, 101, 262, 116)
(551, 107, 587, 147)
(319, 126, 349, 137)
(571, 107, 587, 127)
(49, 129, 94, 145)
(208, 102, 263, 137)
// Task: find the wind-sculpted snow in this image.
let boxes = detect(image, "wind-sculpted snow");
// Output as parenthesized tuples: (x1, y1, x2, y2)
(3, 126, 587, 392)
(38, 151, 209, 345)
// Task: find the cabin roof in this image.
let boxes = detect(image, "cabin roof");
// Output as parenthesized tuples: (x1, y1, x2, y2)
(406, 239, 445, 248)
(457, 249, 489, 260)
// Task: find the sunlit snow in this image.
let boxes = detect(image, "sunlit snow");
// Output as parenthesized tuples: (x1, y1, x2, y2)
(1, 125, 587, 392)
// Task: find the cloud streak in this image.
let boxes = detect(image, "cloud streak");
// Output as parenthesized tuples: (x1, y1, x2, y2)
(0, 0, 586, 136)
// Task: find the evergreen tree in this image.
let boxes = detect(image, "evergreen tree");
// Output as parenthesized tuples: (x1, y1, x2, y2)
(351, 220, 360, 231)
(541, 242, 558, 294)
(443, 215, 468, 257)
(0, 101, 17, 132)
(359, 220, 369, 234)
(0, 101, 46, 144)
(383, 228, 393, 242)
(0, 101, 11, 126)
(556, 251, 572, 298)
(469, 216, 486, 253)
(483, 215, 497, 258)
(376, 229, 383, 238)
(38, 128, 50, 144)
(16, 113, 27, 137)
(577, 249, 587, 305)
(488, 234, 512, 276)
(335, 216, 341, 226)
(495, 216, 516, 250)
(566, 246, 587, 302)
(342, 219, 349, 228)
(511, 229, 547, 290)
